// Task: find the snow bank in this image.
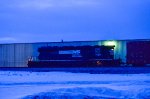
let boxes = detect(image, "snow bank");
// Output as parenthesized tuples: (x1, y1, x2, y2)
(23, 87, 150, 99)
(0, 71, 150, 99)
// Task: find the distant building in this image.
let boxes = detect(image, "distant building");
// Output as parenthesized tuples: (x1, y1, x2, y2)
(0, 39, 149, 67)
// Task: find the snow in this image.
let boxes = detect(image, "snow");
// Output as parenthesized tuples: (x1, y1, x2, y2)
(0, 71, 150, 99)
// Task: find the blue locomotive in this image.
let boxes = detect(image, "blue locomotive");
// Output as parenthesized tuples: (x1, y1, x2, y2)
(28, 45, 121, 67)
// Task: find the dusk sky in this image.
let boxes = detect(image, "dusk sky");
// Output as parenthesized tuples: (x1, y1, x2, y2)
(0, 0, 150, 43)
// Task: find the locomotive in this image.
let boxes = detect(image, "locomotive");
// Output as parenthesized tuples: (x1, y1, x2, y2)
(28, 45, 121, 67)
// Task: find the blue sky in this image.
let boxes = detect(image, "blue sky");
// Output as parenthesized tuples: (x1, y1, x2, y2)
(0, 0, 150, 43)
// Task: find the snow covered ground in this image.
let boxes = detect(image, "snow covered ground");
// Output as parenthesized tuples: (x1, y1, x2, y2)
(1, 71, 150, 99)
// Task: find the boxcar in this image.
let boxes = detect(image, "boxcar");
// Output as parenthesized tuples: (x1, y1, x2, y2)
(127, 41, 150, 66)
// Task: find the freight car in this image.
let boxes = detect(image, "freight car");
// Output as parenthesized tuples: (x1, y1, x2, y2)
(28, 45, 121, 67)
(127, 41, 150, 66)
